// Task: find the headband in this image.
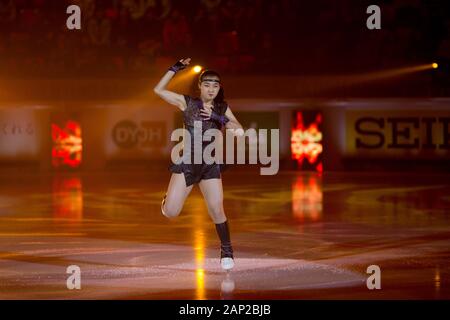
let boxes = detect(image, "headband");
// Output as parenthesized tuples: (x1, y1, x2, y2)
(200, 78, 221, 84)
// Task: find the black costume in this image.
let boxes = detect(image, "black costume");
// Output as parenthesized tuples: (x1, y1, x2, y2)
(168, 95, 228, 187)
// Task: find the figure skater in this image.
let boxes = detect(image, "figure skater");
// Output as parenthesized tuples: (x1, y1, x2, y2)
(153, 58, 243, 270)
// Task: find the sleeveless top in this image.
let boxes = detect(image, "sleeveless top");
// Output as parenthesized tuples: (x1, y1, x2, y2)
(168, 95, 229, 185)
(182, 95, 228, 129)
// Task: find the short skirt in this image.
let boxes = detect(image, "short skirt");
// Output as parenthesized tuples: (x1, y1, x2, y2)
(168, 162, 227, 187)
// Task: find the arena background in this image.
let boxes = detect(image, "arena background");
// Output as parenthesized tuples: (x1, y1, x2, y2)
(0, 0, 450, 300)
(0, 0, 449, 173)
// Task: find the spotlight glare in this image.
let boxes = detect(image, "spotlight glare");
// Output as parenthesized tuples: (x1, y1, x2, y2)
(432, 62, 438, 69)
(193, 65, 202, 73)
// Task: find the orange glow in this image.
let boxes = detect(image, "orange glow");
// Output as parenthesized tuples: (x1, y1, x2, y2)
(52, 120, 82, 168)
(291, 111, 323, 171)
(434, 267, 441, 292)
(52, 177, 83, 222)
(432, 63, 438, 69)
(193, 65, 202, 73)
(193, 198, 206, 300)
(291, 175, 323, 222)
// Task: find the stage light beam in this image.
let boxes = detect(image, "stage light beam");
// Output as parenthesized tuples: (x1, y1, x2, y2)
(193, 65, 202, 73)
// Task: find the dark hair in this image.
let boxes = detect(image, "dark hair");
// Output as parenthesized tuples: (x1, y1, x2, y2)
(198, 70, 226, 106)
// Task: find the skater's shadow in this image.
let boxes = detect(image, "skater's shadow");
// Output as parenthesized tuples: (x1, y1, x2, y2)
(220, 272, 235, 299)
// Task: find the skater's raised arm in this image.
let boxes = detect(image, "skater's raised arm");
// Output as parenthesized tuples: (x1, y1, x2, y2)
(153, 58, 191, 111)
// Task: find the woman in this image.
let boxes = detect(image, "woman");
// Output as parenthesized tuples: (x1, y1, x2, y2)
(153, 58, 243, 270)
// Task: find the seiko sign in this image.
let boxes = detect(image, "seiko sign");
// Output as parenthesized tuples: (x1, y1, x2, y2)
(346, 111, 450, 157)
(354, 117, 450, 149)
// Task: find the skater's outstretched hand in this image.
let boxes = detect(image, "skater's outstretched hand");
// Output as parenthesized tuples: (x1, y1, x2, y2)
(169, 58, 191, 73)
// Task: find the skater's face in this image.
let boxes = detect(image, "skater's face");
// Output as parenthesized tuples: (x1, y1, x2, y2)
(199, 76, 221, 101)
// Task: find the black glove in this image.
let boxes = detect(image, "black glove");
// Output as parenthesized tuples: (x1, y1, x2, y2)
(210, 110, 230, 126)
(168, 60, 187, 73)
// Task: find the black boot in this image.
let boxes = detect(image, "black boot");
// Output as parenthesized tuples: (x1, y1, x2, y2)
(215, 220, 234, 270)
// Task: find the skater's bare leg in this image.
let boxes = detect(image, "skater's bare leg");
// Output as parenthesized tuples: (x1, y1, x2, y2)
(198, 178, 226, 224)
(161, 173, 193, 218)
